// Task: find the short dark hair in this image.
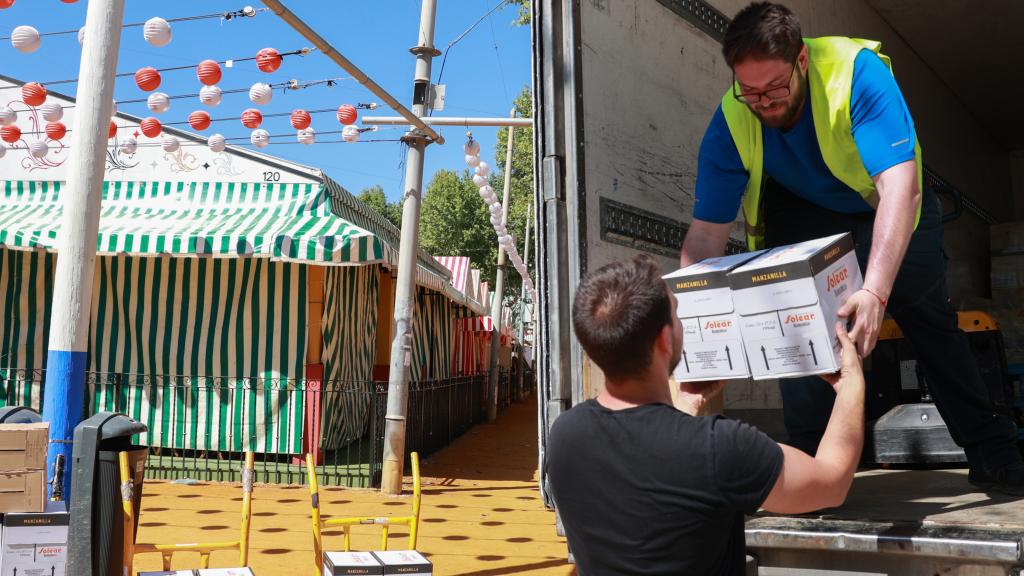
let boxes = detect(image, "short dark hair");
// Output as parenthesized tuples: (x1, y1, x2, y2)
(572, 255, 672, 380)
(722, 2, 803, 68)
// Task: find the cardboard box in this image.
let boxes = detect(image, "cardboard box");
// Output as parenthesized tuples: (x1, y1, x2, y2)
(197, 569, 256, 576)
(2, 501, 69, 576)
(324, 551, 383, 576)
(0, 469, 45, 513)
(727, 233, 862, 380)
(372, 551, 432, 576)
(0, 423, 48, 470)
(663, 251, 766, 382)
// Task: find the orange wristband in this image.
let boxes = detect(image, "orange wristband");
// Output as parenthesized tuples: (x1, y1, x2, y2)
(863, 287, 888, 307)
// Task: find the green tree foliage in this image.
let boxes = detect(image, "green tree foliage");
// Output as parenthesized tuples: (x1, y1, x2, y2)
(356, 185, 403, 229)
(509, 0, 531, 26)
(419, 169, 499, 282)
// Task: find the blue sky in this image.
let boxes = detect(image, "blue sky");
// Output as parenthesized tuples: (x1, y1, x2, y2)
(0, 0, 532, 202)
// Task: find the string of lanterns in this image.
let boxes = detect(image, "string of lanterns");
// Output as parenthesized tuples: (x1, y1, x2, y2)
(4, 7, 268, 49)
(0, 132, 398, 158)
(0, 8, 385, 157)
(464, 134, 537, 304)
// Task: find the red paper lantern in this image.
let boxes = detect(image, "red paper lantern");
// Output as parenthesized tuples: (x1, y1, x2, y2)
(0, 0, 15, 9)
(336, 104, 357, 126)
(140, 117, 162, 138)
(290, 109, 311, 130)
(256, 48, 282, 73)
(196, 60, 222, 86)
(188, 110, 211, 131)
(240, 108, 263, 129)
(21, 83, 46, 107)
(60, 0, 78, 3)
(135, 67, 161, 92)
(45, 122, 66, 141)
(1, 125, 20, 143)
(108, 120, 119, 138)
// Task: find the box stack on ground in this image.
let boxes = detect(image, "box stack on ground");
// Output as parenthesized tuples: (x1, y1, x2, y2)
(324, 551, 433, 576)
(0, 422, 69, 576)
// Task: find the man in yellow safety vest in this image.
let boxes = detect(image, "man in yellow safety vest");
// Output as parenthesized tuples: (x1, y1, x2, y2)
(679, 1, 1024, 494)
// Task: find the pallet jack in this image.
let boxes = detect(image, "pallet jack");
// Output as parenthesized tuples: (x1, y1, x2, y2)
(867, 311, 1019, 464)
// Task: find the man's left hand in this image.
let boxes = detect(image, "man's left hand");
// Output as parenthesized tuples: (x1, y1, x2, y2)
(837, 289, 885, 358)
(675, 380, 726, 416)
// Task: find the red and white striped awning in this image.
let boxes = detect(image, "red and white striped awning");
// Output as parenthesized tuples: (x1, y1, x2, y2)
(436, 256, 471, 295)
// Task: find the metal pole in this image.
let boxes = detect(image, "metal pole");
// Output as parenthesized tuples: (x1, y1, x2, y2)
(362, 116, 534, 127)
(42, 0, 126, 500)
(518, 200, 533, 344)
(487, 110, 517, 421)
(260, 0, 444, 145)
(381, 0, 439, 496)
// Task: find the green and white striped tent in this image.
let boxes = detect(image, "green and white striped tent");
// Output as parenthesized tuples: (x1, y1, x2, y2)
(0, 179, 467, 454)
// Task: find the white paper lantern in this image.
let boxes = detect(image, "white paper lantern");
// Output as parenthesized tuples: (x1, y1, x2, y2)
(77, 26, 85, 45)
(490, 217, 501, 228)
(489, 204, 502, 216)
(480, 185, 494, 196)
(475, 162, 490, 177)
(208, 133, 226, 152)
(120, 137, 138, 155)
(465, 154, 480, 168)
(147, 92, 170, 114)
(29, 140, 47, 159)
(161, 135, 180, 153)
(250, 128, 270, 148)
(342, 125, 360, 143)
(0, 106, 17, 127)
(199, 85, 222, 107)
(472, 174, 488, 188)
(11, 26, 41, 53)
(40, 102, 63, 122)
(248, 83, 273, 106)
(486, 192, 498, 205)
(143, 17, 172, 47)
(464, 139, 480, 155)
(297, 127, 316, 145)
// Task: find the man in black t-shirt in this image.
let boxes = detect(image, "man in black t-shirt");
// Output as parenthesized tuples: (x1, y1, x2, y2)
(546, 255, 865, 575)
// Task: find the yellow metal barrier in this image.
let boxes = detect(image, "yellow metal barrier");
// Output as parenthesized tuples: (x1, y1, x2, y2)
(121, 451, 255, 571)
(306, 452, 421, 576)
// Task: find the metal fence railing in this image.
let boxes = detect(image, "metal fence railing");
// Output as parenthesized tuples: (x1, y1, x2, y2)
(0, 367, 532, 487)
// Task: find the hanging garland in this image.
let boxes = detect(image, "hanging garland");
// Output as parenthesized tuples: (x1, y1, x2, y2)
(463, 133, 537, 304)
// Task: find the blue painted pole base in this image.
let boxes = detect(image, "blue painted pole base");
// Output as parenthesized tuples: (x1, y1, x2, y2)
(42, 349, 87, 502)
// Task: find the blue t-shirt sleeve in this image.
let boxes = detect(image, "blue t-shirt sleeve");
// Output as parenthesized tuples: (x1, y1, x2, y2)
(850, 50, 917, 177)
(693, 106, 748, 224)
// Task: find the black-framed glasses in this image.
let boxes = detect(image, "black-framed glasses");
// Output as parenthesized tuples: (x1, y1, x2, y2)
(732, 61, 798, 105)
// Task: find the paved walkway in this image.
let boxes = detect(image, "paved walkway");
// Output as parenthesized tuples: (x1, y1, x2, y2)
(134, 395, 574, 576)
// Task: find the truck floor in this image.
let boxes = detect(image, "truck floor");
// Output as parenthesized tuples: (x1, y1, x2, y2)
(758, 468, 1024, 528)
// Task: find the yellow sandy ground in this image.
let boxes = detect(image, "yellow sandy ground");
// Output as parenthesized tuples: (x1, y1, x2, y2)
(134, 395, 575, 576)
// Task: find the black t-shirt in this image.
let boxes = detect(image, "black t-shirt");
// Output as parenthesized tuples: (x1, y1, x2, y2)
(546, 399, 783, 576)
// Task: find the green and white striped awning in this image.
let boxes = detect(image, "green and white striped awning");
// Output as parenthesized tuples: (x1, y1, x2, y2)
(0, 179, 453, 292)
(0, 180, 384, 264)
